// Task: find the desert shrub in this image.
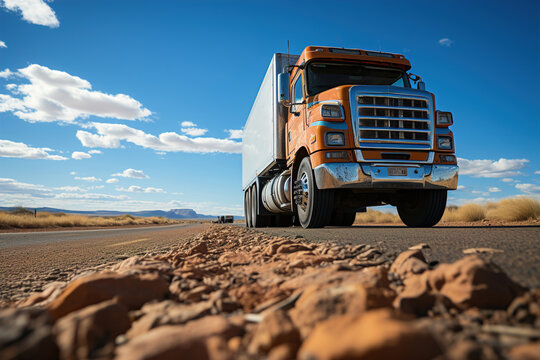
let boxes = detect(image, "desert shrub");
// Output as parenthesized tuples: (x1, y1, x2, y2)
(10, 207, 34, 216)
(486, 197, 540, 221)
(354, 209, 400, 224)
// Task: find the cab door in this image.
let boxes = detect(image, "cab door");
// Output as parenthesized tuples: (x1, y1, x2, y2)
(286, 71, 306, 157)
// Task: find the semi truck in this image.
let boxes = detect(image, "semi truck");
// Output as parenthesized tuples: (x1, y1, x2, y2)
(242, 46, 458, 228)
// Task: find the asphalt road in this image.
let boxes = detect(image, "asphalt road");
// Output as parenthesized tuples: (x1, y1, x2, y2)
(0, 223, 197, 248)
(253, 225, 540, 289)
(0, 223, 209, 302)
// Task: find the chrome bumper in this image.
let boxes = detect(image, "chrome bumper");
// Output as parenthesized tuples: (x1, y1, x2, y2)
(313, 163, 458, 190)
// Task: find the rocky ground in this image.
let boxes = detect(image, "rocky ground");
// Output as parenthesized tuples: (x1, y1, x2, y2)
(1, 225, 539, 360)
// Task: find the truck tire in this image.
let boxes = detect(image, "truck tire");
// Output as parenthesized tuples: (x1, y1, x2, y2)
(296, 157, 334, 228)
(244, 189, 252, 228)
(330, 210, 357, 227)
(251, 184, 268, 227)
(397, 190, 447, 227)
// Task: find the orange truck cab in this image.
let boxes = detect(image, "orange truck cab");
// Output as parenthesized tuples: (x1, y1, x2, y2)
(242, 46, 458, 228)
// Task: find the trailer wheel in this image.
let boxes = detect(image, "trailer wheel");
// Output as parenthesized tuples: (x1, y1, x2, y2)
(251, 183, 268, 228)
(296, 157, 334, 228)
(397, 190, 447, 227)
(330, 210, 357, 227)
(244, 189, 252, 228)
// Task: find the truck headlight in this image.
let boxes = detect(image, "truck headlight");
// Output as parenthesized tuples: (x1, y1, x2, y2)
(436, 111, 453, 126)
(326, 132, 345, 146)
(438, 136, 453, 150)
(321, 104, 342, 118)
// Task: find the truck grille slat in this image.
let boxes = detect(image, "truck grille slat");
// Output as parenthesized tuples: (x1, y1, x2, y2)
(357, 95, 432, 149)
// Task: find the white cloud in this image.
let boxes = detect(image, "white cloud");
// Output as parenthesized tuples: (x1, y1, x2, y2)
(488, 187, 501, 193)
(502, 178, 516, 183)
(180, 121, 208, 137)
(88, 149, 102, 154)
(438, 38, 454, 47)
(69, 171, 77, 175)
(457, 158, 529, 178)
(116, 185, 165, 193)
(181, 127, 208, 136)
(106, 178, 119, 184)
(226, 129, 243, 139)
(71, 151, 91, 160)
(457, 185, 465, 190)
(54, 192, 127, 200)
(0, 139, 67, 160)
(112, 168, 149, 179)
(472, 190, 489, 196)
(0, 68, 14, 78)
(55, 186, 86, 192)
(516, 183, 540, 194)
(2, 0, 59, 27)
(0, 41, 6, 48)
(0, 94, 26, 112)
(535, 171, 540, 175)
(74, 176, 101, 182)
(0, 177, 52, 197)
(0, 64, 151, 123)
(77, 122, 242, 154)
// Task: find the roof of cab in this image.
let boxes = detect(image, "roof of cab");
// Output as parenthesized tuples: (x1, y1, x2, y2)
(297, 46, 411, 71)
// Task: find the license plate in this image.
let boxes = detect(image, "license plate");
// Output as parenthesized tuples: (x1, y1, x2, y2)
(387, 167, 407, 176)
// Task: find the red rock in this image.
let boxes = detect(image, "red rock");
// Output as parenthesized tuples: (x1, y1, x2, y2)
(111, 256, 173, 275)
(126, 301, 213, 338)
(53, 300, 130, 360)
(0, 308, 58, 360)
(395, 256, 525, 313)
(390, 250, 428, 278)
(298, 309, 442, 360)
(47, 272, 169, 319)
(115, 316, 243, 360)
(291, 282, 395, 335)
(18, 281, 65, 307)
(268, 343, 298, 360)
(218, 251, 251, 265)
(429, 256, 525, 310)
(508, 341, 540, 360)
(276, 244, 311, 254)
(248, 310, 300, 354)
(393, 275, 436, 315)
(188, 242, 208, 255)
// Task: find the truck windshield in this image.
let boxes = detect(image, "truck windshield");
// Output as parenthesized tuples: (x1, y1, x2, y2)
(306, 62, 409, 96)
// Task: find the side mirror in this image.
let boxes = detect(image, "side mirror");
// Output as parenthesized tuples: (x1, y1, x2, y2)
(417, 81, 426, 91)
(278, 72, 290, 105)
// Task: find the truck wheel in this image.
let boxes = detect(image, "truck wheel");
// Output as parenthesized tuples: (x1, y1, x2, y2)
(397, 190, 447, 227)
(244, 189, 252, 228)
(251, 184, 268, 227)
(295, 157, 334, 228)
(330, 210, 357, 226)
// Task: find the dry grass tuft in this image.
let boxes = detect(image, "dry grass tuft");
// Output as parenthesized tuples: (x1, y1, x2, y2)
(354, 209, 400, 224)
(0, 210, 183, 229)
(441, 197, 540, 223)
(442, 203, 486, 222)
(485, 197, 540, 221)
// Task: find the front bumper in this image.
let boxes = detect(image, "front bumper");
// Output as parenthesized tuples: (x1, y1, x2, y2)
(313, 163, 458, 190)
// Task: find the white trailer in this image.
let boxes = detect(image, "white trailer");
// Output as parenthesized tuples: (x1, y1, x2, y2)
(242, 53, 299, 190)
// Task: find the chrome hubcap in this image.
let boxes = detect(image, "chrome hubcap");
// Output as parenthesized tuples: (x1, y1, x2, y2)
(300, 172, 309, 211)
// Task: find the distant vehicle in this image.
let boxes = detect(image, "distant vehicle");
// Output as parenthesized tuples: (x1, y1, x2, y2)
(242, 46, 458, 228)
(214, 215, 234, 224)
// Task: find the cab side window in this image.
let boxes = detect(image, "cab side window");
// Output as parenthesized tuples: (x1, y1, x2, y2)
(293, 74, 303, 103)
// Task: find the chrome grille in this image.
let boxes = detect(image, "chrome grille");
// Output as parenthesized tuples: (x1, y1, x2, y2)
(357, 95, 431, 148)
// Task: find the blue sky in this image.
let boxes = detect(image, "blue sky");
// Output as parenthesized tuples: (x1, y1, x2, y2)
(0, 0, 539, 215)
